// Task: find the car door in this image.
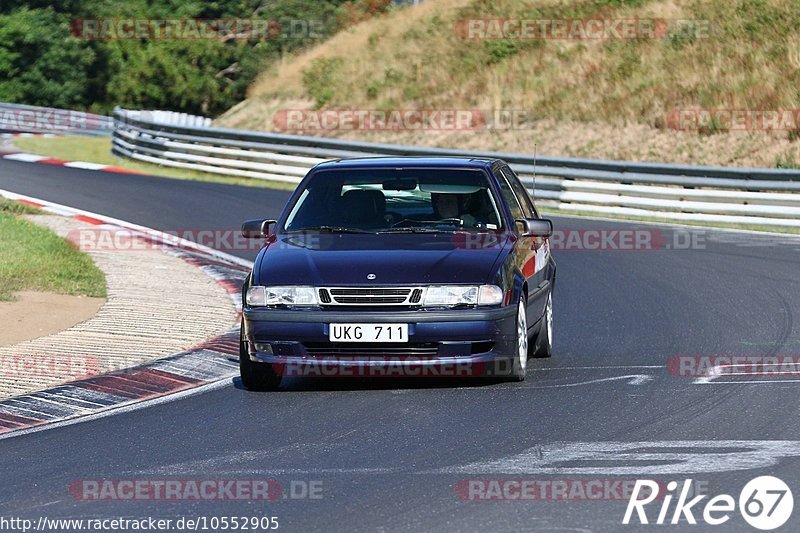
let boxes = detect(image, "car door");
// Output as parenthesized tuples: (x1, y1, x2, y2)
(497, 164, 551, 326)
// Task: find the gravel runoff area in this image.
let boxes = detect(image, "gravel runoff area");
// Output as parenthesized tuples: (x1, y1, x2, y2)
(0, 214, 238, 398)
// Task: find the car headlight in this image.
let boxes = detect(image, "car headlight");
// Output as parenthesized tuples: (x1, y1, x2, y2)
(246, 286, 318, 307)
(424, 285, 503, 307)
(477, 285, 504, 306)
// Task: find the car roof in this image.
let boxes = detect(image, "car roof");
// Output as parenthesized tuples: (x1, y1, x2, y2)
(312, 156, 501, 171)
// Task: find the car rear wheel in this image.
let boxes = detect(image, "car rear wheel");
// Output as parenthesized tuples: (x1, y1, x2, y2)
(239, 324, 282, 391)
(509, 297, 528, 381)
(531, 292, 553, 358)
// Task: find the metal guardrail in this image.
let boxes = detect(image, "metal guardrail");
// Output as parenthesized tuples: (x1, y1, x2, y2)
(109, 106, 800, 228)
(0, 103, 113, 136)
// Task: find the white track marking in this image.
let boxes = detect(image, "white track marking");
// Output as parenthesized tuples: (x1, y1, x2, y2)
(437, 441, 800, 475)
(694, 362, 800, 384)
(702, 380, 800, 384)
(3, 153, 47, 162)
(526, 374, 654, 388)
(534, 365, 664, 370)
(453, 373, 656, 390)
(40, 205, 77, 216)
(63, 161, 108, 170)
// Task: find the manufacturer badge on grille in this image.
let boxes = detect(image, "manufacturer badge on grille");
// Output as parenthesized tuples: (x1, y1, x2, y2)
(366, 273, 376, 280)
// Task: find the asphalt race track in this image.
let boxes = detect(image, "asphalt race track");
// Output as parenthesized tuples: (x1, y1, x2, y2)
(2, 159, 800, 531)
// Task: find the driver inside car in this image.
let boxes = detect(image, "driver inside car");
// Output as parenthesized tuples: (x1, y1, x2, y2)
(431, 192, 481, 228)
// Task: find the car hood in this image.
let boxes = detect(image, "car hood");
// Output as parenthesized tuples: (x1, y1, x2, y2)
(256, 233, 511, 286)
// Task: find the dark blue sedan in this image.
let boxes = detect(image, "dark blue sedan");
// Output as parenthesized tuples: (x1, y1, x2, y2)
(239, 157, 555, 389)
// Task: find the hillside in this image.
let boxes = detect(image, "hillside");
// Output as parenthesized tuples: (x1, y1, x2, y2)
(217, 0, 800, 168)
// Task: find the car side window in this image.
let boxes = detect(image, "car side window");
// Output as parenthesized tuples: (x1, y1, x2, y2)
(496, 166, 527, 220)
(501, 166, 537, 218)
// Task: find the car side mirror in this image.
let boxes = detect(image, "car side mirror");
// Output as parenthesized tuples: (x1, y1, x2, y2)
(515, 218, 553, 237)
(242, 219, 276, 239)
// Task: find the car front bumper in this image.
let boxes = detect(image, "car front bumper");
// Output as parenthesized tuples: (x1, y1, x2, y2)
(242, 306, 519, 378)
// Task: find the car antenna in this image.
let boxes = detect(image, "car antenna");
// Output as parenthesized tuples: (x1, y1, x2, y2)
(533, 143, 537, 196)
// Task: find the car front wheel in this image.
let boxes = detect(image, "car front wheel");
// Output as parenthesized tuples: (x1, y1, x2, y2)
(509, 297, 528, 381)
(531, 292, 553, 358)
(239, 324, 282, 391)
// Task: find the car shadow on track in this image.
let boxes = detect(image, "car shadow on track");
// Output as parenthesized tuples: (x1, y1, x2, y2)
(230, 375, 510, 392)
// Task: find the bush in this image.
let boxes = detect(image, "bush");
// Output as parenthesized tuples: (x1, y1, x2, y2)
(303, 57, 343, 108)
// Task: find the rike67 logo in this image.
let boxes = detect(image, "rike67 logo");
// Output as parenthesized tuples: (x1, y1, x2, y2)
(623, 476, 793, 530)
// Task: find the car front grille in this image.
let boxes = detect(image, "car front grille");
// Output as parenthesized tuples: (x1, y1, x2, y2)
(318, 287, 424, 306)
(303, 342, 439, 358)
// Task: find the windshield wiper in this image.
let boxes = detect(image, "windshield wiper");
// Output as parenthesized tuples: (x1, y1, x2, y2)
(376, 227, 450, 234)
(288, 226, 375, 234)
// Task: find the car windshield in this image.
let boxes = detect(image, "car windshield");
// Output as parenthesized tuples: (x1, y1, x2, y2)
(283, 168, 503, 233)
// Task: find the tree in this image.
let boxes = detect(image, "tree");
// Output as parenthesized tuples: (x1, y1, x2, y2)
(0, 8, 95, 108)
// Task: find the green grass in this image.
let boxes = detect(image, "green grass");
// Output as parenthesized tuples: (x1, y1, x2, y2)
(0, 199, 106, 301)
(13, 137, 298, 191)
(0, 198, 41, 215)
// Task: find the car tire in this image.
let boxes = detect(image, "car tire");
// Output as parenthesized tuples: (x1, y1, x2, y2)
(239, 324, 282, 391)
(509, 296, 528, 382)
(531, 292, 553, 359)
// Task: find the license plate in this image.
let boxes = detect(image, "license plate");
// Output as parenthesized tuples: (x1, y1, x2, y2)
(329, 323, 408, 343)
